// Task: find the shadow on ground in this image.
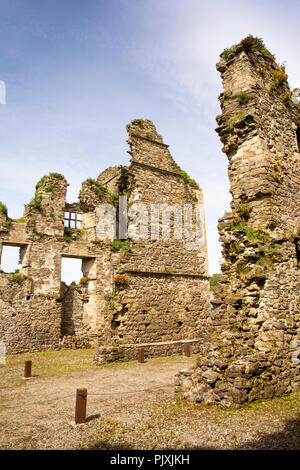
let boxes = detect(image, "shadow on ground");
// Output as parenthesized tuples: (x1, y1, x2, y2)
(236, 414, 300, 450)
(86, 414, 300, 450)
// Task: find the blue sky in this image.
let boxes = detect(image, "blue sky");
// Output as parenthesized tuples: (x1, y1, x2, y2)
(1, 0, 300, 281)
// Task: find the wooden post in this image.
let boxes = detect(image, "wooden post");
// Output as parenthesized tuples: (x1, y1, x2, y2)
(138, 348, 144, 363)
(75, 388, 87, 424)
(24, 360, 32, 378)
(184, 343, 190, 357)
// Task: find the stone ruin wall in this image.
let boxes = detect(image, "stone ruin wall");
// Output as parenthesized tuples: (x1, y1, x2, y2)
(0, 119, 211, 360)
(175, 37, 300, 406)
(95, 120, 210, 363)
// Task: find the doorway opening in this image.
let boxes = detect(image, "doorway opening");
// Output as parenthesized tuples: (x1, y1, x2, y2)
(60, 256, 95, 338)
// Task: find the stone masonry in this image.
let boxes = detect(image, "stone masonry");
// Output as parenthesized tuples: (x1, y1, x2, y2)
(0, 119, 210, 359)
(175, 36, 300, 406)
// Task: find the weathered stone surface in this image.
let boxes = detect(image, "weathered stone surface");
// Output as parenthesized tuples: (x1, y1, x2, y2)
(202, 369, 220, 385)
(175, 36, 300, 406)
(0, 120, 210, 359)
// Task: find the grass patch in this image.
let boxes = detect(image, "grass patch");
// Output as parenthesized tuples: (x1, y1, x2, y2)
(12, 272, 26, 283)
(225, 113, 246, 128)
(0, 201, 7, 216)
(110, 240, 130, 252)
(236, 92, 253, 104)
(63, 227, 84, 241)
(36, 173, 65, 189)
(0, 349, 96, 389)
(210, 273, 221, 291)
(29, 190, 42, 210)
(221, 35, 274, 61)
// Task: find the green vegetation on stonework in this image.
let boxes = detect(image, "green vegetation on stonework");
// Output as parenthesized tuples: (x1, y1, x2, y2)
(44, 182, 58, 192)
(236, 203, 252, 220)
(4, 218, 12, 227)
(35, 173, 65, 190)
(269, 68, 288, 94)
(219, 91, 253, 105)
(31, 190, 42, 210)
(225, 114, 246, 129)
(210, 273, 221, 291)
(84, 178, 119, 204)
(236, 92, 254, 104)
(110, 193, 119, 203)
(2, 216, 27, 225)
(248, 35, 274, 58)
(163, 267, 172, 274)
(232, 222, 270, 243)
(255, 254, 276, 269)
(0, 201, 7, 215)
(221, 44, 238, 59)
(180, 170, 199, 188)
(85, 178, 109, 194)
(221, 35, 274, 60)
(281, 93, 291, 106)
(11, 217, 27, 223)
(29, 173, 64, 210)
(228, 241, 243, 255)
(79, 276, 88, 285)
(110, 240, 130, 252)
(63, 227, 85, 242)
(118, 166, 131, 195)
(235, 261, 249, 275)
(230, 221, 278, 272)
(131, 119, 144, 125)
(12, 271, 26, 283)
(33, 226, 44, 239)
(223, 91, 233, 100)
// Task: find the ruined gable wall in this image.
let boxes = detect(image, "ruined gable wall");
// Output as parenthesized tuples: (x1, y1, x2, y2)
(0, 175, 68, 353)
(175, 38, 300, 406)
(97, 166, 122, 195)
(0, 273, 61, 354)
(0, 120, 210, 359)
(0, 173, 116, 353)
(95, 119, 211, 363)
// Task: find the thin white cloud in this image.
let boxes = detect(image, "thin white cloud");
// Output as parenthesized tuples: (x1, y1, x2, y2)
(1, 0, 299, 277)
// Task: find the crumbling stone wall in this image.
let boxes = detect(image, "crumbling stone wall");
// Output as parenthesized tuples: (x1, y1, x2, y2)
(175, 36, 300, 406)
(0, 273, 61, 354)
(95, 120, 210, 362)
(0, 120, 210, 358)
(60, 282, 87, 336)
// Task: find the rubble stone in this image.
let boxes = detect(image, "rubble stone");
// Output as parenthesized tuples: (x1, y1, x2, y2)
(175, 36, 300, 406)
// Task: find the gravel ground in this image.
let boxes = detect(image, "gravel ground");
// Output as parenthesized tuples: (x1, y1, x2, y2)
(0, 349, 299, 450)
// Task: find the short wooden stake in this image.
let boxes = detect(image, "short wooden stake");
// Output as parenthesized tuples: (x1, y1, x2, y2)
(138, 348, 144, 363)
(75, 388, 87, 424)
(184, 344, 190, 357)
(24, 360, 32, 378)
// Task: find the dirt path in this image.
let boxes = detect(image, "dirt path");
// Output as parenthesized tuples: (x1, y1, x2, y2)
(0, 351, 299, 450)
(0, 354, 194, 448)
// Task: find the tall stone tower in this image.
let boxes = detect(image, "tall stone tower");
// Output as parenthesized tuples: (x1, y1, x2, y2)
(175, 36, 300, 406)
